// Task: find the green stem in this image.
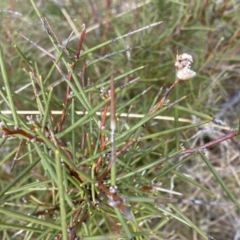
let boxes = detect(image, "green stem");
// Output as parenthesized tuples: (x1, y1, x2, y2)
(55, 150, 68, 240)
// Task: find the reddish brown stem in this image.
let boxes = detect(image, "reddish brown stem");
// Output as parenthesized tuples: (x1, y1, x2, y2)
(181, 131, 238, 155)
(1, 127, 43, 142)
(63, 161, 83, 183)
(57, 65, 74, 132)
(116, 139, 135, 157)
(58, 25, 86, 132)
(75, 25, 86, 60)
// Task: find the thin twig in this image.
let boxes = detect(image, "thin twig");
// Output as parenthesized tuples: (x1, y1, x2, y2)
(181, 131, 238, 155)
(57, 24, 87, 132)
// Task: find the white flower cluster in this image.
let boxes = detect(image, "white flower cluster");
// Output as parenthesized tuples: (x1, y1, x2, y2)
(175, 53, 196, 80)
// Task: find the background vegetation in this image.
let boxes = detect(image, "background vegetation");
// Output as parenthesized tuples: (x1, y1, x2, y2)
(0, 0, 240, 239)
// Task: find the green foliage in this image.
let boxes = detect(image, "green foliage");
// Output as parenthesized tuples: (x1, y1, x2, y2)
(0, 0, 240, 239)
